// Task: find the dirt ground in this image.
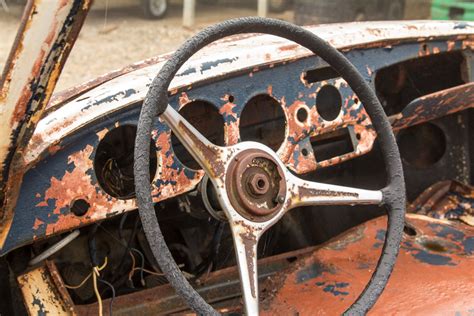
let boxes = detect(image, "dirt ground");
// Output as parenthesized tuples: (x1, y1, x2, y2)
(0, 0, 292, 92)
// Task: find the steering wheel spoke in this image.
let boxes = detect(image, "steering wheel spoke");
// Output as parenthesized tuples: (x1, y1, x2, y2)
(161, 105, 227, 180)
(286, 173, 384, 209)
(229, 220, 260, 315)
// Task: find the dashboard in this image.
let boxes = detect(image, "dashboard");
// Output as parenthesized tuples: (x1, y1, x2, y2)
(1, 24, 473, 256)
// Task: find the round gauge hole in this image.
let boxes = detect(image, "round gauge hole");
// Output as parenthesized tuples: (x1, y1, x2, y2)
(240, 94, 286, 151)
(94, 125, 157, 199)
(296, 107, 308, 123)
(71, 199, 90, 217)
(316, 84, 342, 121)
(397, 123, 446, 168)
(171, 100, 225, 170)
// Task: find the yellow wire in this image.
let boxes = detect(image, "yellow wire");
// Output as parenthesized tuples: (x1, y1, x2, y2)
(128, 251, 136, 281)
(98, 256, 108, 271)
(63, 257, 107, 290)
(132, 267, 164, 276)
(92, 267, 103, 316)
(64, 273, 92, 289)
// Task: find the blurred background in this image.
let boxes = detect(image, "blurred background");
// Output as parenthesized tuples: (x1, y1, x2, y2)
(0, 0, 471, 92)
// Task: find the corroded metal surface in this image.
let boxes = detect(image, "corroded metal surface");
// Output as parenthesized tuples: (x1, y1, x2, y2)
(24, 21, 474, 170)
(1, 21, 473, 255)
(0, 0, 91, 249)
(261, 213, 474, 315)
(391, 82, 474, 130)
(17, 261, 75, 316)
(409, 180, 474, 225)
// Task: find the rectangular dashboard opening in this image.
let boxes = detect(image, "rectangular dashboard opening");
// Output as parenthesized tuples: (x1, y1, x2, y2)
(304, 66, 339, 83)
(311, 127, 356, 162)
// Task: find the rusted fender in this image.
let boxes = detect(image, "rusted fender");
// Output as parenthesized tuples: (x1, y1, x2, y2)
(391, 82, 474, 130)
(261, 214, 474, 315)
(0, 0, 92, 248)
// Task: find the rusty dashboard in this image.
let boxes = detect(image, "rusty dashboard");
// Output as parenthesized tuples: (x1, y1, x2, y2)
(1, 21, 473, 256)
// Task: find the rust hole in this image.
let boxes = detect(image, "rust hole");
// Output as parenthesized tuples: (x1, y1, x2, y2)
(397, 123, 446, 168)
(301, 148, 309, 156)
(316, 84, 342, 121)
(71, 199, 90, 217)
(94, 125, 157, 199)
(296, 107, 308, 123)
(171, 100, 224, 170)
(403, 224, 417, 237)
(240, 94, 286, 151)
(421, 240, 447, 253)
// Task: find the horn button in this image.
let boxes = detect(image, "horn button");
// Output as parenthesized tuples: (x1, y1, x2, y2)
(225, 149, 286, 222)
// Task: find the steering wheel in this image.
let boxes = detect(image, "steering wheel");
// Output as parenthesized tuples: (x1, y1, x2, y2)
(134, 17, 406, 315)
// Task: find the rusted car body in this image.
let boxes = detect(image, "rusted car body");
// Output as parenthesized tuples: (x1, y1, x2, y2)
(0, 1, 473, 315)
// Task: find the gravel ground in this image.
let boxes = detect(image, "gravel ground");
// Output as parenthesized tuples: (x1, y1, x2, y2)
(0, 0, 292, 92)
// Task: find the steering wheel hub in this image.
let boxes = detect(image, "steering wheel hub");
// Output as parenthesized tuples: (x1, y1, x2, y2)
(226, 149, 286, 220)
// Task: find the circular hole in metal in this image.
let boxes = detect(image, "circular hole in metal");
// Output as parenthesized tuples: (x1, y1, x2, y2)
(316, 84, 342, 121)
(94, 125, 157, 199)
(257, 179, 266, 189)
(171, 100, 224, 170)
(240, 94, 286, 151)
(71, 199, 90, 217)
(398, 123, 446, 168)
(296, 107, 308, 123)
(403, 224, 417, 237)
(301, 148, 309, 156)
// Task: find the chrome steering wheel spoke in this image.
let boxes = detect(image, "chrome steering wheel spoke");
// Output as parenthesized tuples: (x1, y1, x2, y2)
(161, 105, 228, 181)
(285, 173, 384, 210)
(229, 219, 261, 316)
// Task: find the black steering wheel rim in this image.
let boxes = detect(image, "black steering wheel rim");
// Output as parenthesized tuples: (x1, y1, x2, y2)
(134, 17, 406, 315)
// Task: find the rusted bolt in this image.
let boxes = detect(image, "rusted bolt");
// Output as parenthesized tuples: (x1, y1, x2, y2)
(248, 174, 270, 195)
(276, 195, 285, 204)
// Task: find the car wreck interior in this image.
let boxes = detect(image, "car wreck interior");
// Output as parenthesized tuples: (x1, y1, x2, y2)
(0, 6, 472, 315)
